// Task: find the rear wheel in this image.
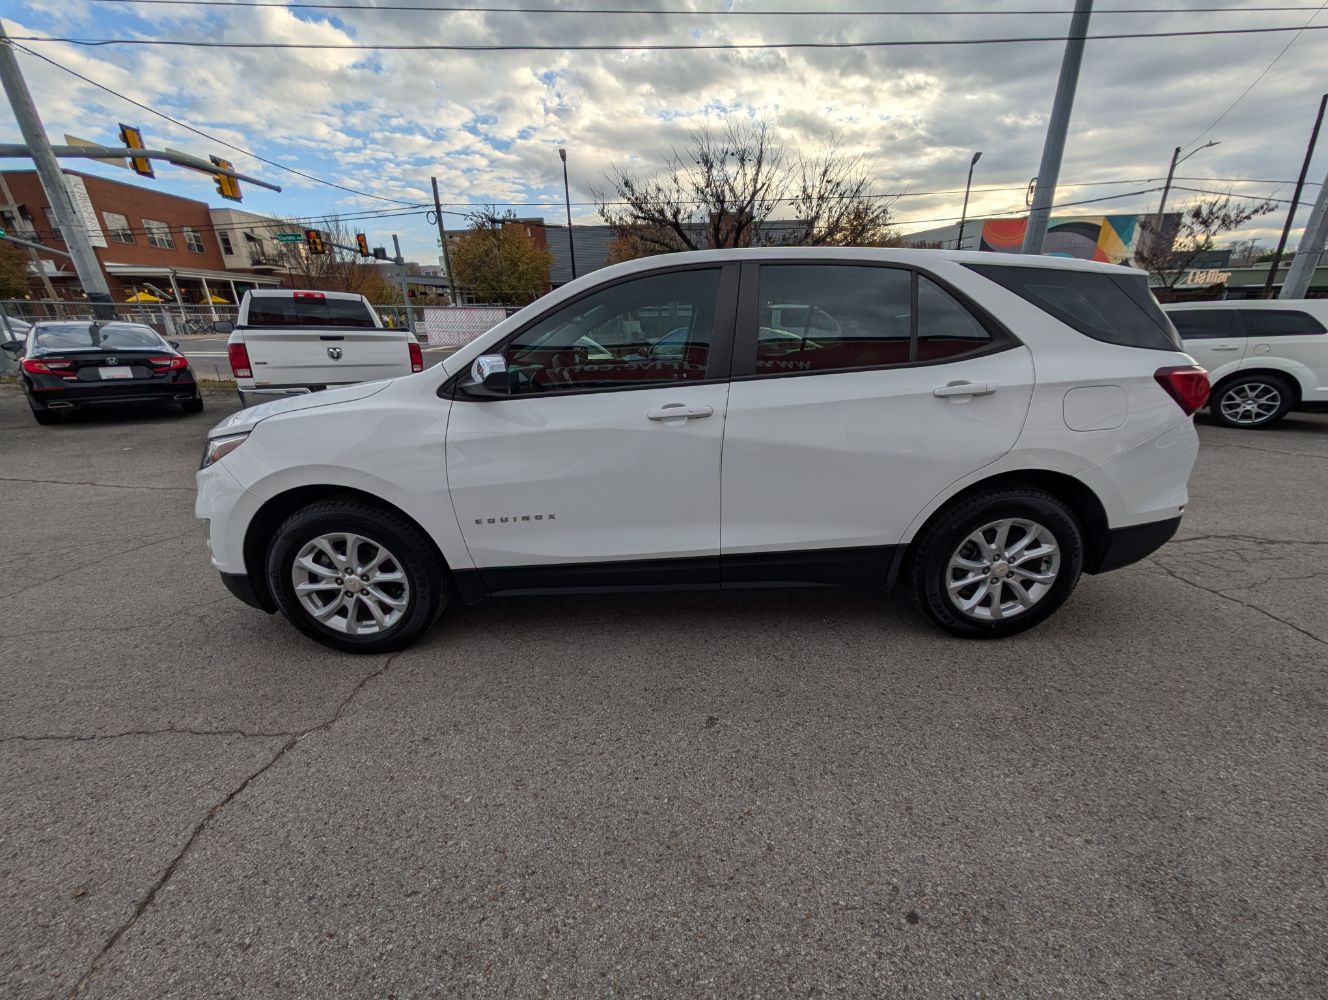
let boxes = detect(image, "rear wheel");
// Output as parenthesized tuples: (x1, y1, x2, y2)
(909, 487, 1084, 639)
(1210, 374, 1293, 429)
(266, 498, 448, 653)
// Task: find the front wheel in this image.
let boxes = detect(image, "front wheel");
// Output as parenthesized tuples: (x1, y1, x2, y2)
(909, 487, 1084, 639)
(266, 498, 448, 653)
(1210, 374, 1293, 429)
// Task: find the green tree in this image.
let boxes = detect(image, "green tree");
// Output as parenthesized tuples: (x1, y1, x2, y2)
(449, 210, 553, 305)
(0, 239, 32, 298)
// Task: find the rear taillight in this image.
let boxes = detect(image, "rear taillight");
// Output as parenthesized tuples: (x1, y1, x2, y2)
(149, 355, 188, 371)
(21, 357, 74, 376)
(1154, 365, 1210, 415)
(409, 340, 423, 373)
(228, 342, 252, 379)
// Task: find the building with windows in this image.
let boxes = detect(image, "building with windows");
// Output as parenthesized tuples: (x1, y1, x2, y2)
(0, 169, 282, 304)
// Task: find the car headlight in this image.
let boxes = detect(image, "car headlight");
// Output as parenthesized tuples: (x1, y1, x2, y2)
(201, 432, 249, 469)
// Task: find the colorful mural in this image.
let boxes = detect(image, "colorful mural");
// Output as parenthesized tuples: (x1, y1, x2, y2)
(980, 214, 1148, 265)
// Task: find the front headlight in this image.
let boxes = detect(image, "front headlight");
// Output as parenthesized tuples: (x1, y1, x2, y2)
(201, 432, 249, 469)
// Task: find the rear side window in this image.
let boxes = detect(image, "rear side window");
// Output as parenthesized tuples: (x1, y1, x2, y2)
(917, 276, 991, 360)
(1168, 309, 1240, 340)
(1245, 309, 1326, 337)
(968, 264, 1180, 351)
(245, 296, 377, 328)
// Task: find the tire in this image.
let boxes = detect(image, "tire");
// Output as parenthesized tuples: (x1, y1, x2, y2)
(266, 498, 448, 654)
(30, 405, 61, 426)
(909, 486, 1084, 640)
(180, 396, 205, 414)
(1209, 374, 1293, 429)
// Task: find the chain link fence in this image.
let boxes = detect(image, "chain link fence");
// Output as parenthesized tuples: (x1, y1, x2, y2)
(0, 299, 238, 338)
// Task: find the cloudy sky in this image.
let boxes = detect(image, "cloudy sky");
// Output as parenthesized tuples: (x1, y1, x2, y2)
(2, 0, 1326, 262)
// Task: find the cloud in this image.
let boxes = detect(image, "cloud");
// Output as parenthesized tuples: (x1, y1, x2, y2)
(1, 0, 1324, 260)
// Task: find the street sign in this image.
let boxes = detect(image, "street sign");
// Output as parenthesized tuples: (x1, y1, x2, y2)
(275, 232, 304, 243)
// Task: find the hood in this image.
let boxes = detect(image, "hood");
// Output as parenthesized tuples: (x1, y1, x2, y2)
(207, 380, 392, 437)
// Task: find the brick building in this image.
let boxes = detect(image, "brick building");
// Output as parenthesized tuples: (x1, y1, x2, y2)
(0, 169, 281, 304)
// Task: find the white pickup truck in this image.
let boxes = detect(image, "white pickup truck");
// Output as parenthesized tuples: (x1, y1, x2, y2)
(220, 289, 423, 406)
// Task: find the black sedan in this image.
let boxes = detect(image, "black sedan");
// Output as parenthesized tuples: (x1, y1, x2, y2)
(2, 320, 204, 425)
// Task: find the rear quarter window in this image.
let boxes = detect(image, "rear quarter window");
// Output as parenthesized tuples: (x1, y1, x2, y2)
(245, 297, 377, 328)
(967, 264, 1180, 351)
(1245, 309, 1327, 337)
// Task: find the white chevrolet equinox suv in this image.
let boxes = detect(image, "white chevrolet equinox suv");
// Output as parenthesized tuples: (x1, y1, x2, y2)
(196, 249, 1207, 652)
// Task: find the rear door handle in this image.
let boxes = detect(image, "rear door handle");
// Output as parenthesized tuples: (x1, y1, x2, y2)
(1210, 345, 1241, 351)
(647, 403, 713, 421)
(933, 380, 998, 398)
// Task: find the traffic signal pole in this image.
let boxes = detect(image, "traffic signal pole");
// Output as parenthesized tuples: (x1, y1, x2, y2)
(1020, 0, 1093, 254)
(0, 19, 112, 306)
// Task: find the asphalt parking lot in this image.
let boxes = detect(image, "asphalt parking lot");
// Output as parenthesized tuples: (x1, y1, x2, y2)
(2, 385, 1325, 999)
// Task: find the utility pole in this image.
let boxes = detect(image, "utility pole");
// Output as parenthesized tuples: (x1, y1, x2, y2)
(392, 234, 414, 333)
(1142, 140, 1220, 262)
(0, 19, 112, 308)
(429, 177, 457, 305)
(1279, 162, 1328, 299)
(1263, 92, 1326, 298)
(1020, 0, 1093, 255)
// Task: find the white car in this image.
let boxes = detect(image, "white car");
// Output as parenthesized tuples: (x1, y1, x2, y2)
(197, 249, 1206, 653)
(1165, 299, 1328, 428)
(218, 289, 422, 407)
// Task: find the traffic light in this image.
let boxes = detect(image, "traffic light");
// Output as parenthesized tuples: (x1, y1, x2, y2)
(118, 124, 154, 178)
(355, 232, 369, 256)
(209, 155, 242, 202)
(304, 229, 326, 254)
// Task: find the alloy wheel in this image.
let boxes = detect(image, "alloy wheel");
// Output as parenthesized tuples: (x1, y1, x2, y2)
(1219, 382, 1281, 426)
(291, 532, 411, 635)
(945, 518, 1061, 622)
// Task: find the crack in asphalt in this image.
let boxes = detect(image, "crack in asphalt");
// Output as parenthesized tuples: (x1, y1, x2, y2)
(0, 727, 294, 744)
(67, 649, 405, 998)
(1171, 533, 1328, 547)
(0, 530, 198, 604)
(0, 475, 195, 492)
(1146, 556, 1327, 647)
(1204, 440, 1328, 462)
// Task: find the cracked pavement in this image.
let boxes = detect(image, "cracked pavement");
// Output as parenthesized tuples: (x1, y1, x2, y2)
(1, 387, 1325, 999)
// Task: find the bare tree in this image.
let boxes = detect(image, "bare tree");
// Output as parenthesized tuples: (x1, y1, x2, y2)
(596, 119, 898, 252)
(1136, 195, 1275, 292)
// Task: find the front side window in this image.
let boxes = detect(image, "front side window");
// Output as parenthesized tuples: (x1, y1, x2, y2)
(144, 219, 174, 250)
(1168, 309, 1240, 340)
(1246, 309, 1327, 337)
(495, 268, 721, 393)
(183, 226, 205, 253)
(103, 211, 134, 244)
(917, 276, 992, 360)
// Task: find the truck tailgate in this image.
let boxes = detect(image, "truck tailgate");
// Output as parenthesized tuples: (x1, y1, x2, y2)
(243, 329, 413, 387)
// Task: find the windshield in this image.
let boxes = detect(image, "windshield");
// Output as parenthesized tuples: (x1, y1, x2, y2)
(32, 322, 165, 351)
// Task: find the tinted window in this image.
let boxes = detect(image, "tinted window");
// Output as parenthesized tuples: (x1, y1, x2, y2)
(756, 265, 913, 374)
(246, 296, 377, 328)
(1246, 309, 1326, 337)
(969, 264, 1180, 351)
(917, 276, 991, 360)
(1168, 309, 1240, 339)
(499, 269, 720, 393)
(32, 322, 163, 350)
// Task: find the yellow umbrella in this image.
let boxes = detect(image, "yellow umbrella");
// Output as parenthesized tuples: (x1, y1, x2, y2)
(205, 293, 230, 304)
(124, 291, 162, 302)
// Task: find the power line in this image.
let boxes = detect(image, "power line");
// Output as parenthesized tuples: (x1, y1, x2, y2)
(12, 42, 420, 206)
(1180, 0, 1328, 150)
(13, 24, 1328, 51)
(75, 0, 1328, 14)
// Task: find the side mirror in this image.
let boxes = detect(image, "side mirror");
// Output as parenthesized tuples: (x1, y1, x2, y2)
(0, 340, 21, 354)
(459, 354, 511, 398)
(168, 339, 181, 349)
(213, 320, 234, 334)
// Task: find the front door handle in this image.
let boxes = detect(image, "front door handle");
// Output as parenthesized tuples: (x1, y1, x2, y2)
(647, 403, 713, 421)
(933, 380, 998, 398)
(1210, 345, 1241, 351)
